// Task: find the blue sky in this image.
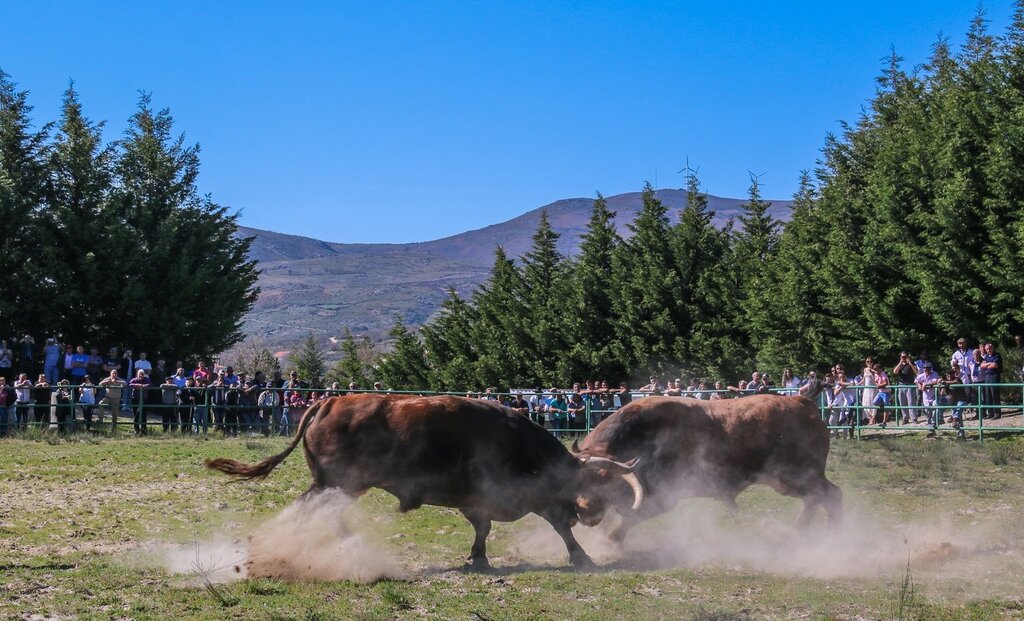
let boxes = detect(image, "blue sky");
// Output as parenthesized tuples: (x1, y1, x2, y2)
(1, 1, 1014, 243)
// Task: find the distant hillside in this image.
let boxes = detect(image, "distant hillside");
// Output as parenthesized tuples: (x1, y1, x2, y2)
(239, 189, 791, 348)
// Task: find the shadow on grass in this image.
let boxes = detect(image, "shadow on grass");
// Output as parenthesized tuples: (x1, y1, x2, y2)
(423, 549, 689, 576)
(0, 562, 79, 571)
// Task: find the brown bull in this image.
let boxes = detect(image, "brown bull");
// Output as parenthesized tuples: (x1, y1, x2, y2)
(572, 394, 842, 543)
(205, 393, 640, 569)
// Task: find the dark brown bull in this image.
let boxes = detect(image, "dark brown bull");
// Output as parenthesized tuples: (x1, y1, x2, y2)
(205, 393, 639, 569)
(572, 394, 842, 543)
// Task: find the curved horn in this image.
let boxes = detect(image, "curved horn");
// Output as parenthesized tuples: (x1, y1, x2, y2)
(621, 472, 644, 510)
(579, 455, 639, 473)
(571, 439, 581, 454)
(579, 456, 644, 510)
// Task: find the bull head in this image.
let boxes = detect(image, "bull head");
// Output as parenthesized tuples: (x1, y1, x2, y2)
(572, 439, 644, 512)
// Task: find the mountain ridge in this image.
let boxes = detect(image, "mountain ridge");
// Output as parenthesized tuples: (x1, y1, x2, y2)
(239, 188, 792, 347)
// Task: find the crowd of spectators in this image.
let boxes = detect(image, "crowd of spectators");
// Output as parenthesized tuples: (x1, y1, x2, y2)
(0, 335, 364, 438)
(469, 337, 1019, 439)
(1, 334, 1020, 439)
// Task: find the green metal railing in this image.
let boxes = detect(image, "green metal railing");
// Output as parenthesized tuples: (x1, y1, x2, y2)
(0, 383, 1019, 441)
(808, 382, 1021, 441)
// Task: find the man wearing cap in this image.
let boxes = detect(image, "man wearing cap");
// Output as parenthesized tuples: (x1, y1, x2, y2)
(915, 362, 941, 428)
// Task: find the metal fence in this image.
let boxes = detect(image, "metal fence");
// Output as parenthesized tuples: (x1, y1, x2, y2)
(0, 383, 1019, 441)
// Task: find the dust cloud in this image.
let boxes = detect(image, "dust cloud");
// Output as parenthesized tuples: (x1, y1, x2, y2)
(512, 498, 1021, 598)
(161, 489, 405, 583)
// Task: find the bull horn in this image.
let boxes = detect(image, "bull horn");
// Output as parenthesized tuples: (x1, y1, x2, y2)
(579, 456, 644, 510)
(579, 456, 639, 473)
(621, 472, 645, 510)
(571, 439, 581, 454)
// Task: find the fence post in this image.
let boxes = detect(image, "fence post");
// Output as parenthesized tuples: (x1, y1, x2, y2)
(976, 383, 984, 443)
(856, 386, 862, 441)
(70, 388, 77, 434)
(585, 399, 591, 435)
(110, 388, 117, 435)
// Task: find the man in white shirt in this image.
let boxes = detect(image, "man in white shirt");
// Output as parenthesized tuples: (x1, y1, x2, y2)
(915, 363, 941, 427)
(13, 373, 33, 430)
(134, 352, 153, 377)
(527, 387, 546, 426)
(950, 338, 975, 384)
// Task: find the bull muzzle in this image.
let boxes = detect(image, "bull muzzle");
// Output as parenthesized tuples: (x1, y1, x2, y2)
(579, 455, 645, 510)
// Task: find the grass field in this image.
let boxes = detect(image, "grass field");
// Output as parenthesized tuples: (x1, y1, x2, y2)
(2, 431, 1024, 620)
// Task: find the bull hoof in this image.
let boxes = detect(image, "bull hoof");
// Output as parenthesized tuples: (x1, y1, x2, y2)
(570, 554, 596, 571)
(465, 556, 491, 572)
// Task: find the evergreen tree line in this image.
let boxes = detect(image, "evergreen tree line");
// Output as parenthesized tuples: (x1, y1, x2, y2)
(374, 8, 1024, 391)
(0, 70, 259, 361)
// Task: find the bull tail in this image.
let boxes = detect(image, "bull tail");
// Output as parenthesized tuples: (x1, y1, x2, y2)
(204, 400, 323, 481)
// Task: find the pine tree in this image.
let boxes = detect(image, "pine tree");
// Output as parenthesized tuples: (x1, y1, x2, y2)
(610, 183, 683, 376)
(730, 175, 781, 371)
(756, 171, 830, 369)
(991, 1, 1024, 337)
(471, 247, 530, 388)
(45, 83, 115, 342)
(291, 333, 327, 385)
(0, 69, 51, 337)
(852, 49, 936, 352)
(330, 328, 373, 388)
(520, 210, 569, 384)
(671, 171, 742, 379)
(110, 93, 259, 359)
(376, 316, 430, 390)
(421, 287, 479, 390)
(562, 194, 626, 381)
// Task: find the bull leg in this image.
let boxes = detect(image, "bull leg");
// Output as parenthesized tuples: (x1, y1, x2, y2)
(608, 517, 635, 545)
(797, 497, 819, 528)
(539, 511, 594, 569)
(460, 509, 492, 570)
(767, 472, 843, 528)
(820, 480, 843, 527)
(718, 493, 739, 514)
(608, 495, 676, 545)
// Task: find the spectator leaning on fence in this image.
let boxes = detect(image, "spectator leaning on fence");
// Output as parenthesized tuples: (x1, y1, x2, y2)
(547, 391, 568, 437)
(78, 376, 96, 431)
(32, 374, 52, 428)
(893, 352, 918, 424)
(869, 362, 892, 428)
(160, 376, 180, 433)
(915, 362, 941, 428)
(179, 376, 202, 434)
(98, 370, 125, 428)
(940, 364, 968, 439)
(128, 369, 151, 435)
(13, 373, 32, 430)
(0, 376, 11, 437)
(55, 380, 73, 433)
(980, 342, 1003, 419)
